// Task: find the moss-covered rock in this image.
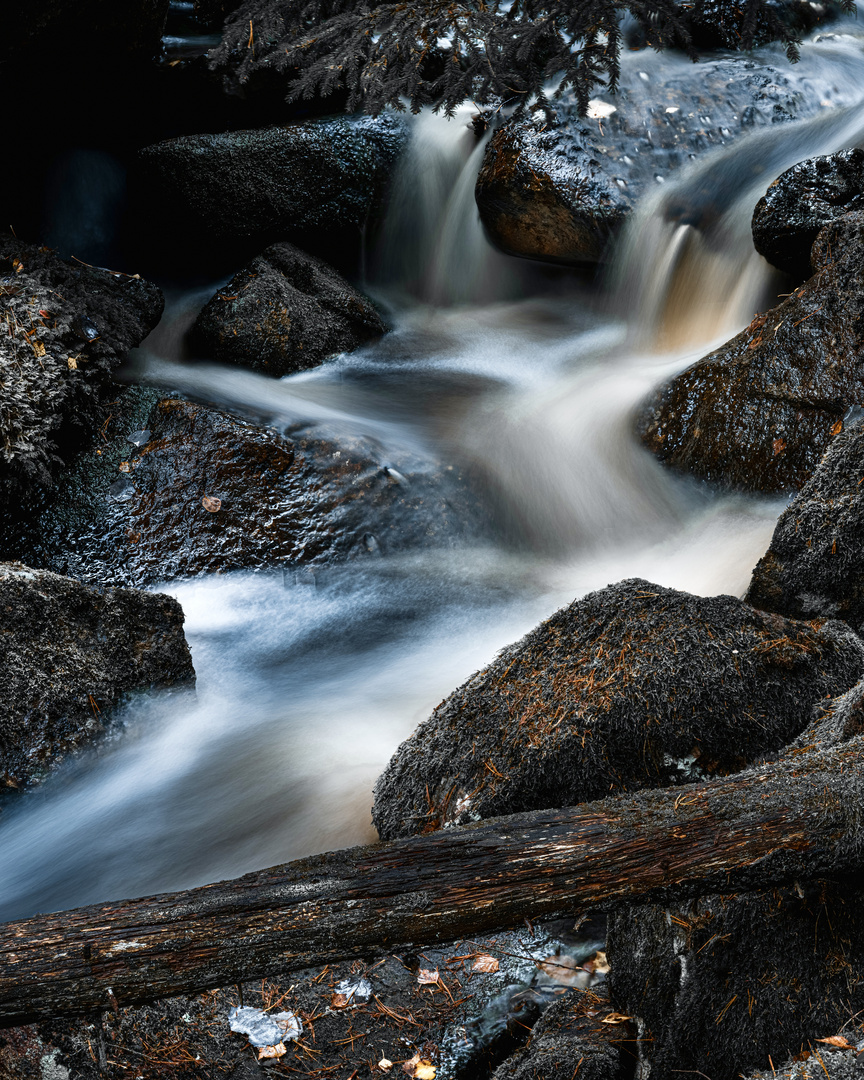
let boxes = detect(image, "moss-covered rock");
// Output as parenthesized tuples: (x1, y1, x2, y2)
(372, 578, 864, 841)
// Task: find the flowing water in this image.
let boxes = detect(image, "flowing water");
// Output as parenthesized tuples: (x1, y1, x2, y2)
(4, 28, 864, 922)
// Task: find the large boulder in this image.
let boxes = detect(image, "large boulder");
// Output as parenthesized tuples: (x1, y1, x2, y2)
(0, 235, 163, 505)
(636, 211, 864, 493)
(752, 148, 864, 280)
(190, 243, 386, 375)
(0, 563, 194, 791)
(372, 578, 864, 842)
(746, 419, 864, 634)
(134, 114, 407, 265)
(475, 54, 856, 265)
(6, 395, 488, 588)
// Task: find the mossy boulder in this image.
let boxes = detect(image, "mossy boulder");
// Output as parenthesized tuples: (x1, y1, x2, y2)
(637, 211, 864, 493)
(372, 578, 864, 841)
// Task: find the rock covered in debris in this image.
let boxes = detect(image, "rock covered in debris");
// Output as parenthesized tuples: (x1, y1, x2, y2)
(752, 148, 864, 279)
(0, 235, 163, 506)
(372, 578, 864, 841)
(741, 1045, 864, 1079)
(191, 243, 386, 376)
(636, 211, 864, 493)
(0, 562, 194, 790)
(746, 419, 864, 635)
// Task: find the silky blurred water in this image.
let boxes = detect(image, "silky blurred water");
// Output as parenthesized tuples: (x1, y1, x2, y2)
(3, 27, 864, 921)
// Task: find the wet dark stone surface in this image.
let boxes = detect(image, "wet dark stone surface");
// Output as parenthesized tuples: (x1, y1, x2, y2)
(637, 211, 864, 493)
(372, 577, 864, 842)
(752, 148, 864, 279)
(0, 562, 194, 791)
(191, 243, 387, 376)
(0, 236, 163, 506)
(4, 394, 489, 589)
(746, 419, 864, 635)
(134, 114, 408, 268)
(475, 55, 854, 265)
(607, 879, 864, 1080)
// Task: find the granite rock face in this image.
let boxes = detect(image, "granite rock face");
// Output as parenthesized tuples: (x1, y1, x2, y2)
(372, 578, 864, 841)
(752, 148, 864, 279)
(637, 211, 864, 493)
(0, 563, 194, 790)
(475, 54, 855, 265)
(0, 236, 163, 505)
(191, 243, 386, 376)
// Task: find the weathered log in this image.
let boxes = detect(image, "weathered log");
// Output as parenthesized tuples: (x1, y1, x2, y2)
(1, 734, 862, 1028)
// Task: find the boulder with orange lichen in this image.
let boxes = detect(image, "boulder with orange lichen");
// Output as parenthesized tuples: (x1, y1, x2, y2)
(636, 211, 864, 494)
(372, 578, 864, 842)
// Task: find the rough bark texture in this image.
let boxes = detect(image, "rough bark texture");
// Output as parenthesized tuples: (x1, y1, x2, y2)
(2, 725, 864, 1027)
(0, 236, 163, 505)
(475, 56, 858, 265)
(191, 242, 387, 376)
(746, 419, 864, 635)
(0, 562, 194, 790)
(636, 211, 864, 493)
(373, 578, 864, 842)
(752, 148, 864, 280)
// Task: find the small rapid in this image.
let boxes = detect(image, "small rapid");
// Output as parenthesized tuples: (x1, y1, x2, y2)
(3, 25, 864, 921)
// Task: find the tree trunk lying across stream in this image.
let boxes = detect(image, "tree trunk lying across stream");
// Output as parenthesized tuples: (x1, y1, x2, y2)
(2, 733, 862, 1028)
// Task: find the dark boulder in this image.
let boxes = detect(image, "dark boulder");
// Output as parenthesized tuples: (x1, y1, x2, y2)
(752, 148, 864, 279)
(0, 562, 194, 791)
(491, 988, 630, 1080)
(191, 243, 386, 376)
(134, 114, 407, 266)
(10, 395, 488, 588)
(746, 419, 864, 635)
(372, 577, 864, 842)
(0, 235, 163, 505)
(637, 211, 864, 493)
(475, 55, 855, 265)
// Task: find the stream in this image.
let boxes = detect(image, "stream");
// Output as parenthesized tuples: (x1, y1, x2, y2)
(3, 26, 864, 923)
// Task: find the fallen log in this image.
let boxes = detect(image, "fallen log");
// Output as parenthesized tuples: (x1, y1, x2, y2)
(1, 733, 862, 1028)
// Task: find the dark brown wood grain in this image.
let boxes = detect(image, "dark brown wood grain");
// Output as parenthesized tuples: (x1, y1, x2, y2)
(1, 736, 860, 1027)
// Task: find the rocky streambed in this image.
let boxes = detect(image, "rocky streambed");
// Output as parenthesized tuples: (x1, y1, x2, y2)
(5, 4, 864, 1080)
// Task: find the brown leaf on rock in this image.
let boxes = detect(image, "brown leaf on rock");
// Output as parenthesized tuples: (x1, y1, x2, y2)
(471, 955, 499, 973)
(257, 1042, 287, 1060)
(201, 495, 222, 513)
(602, 1012, 633, 1025)
(832, 419, 844, 436)
(773, 438, 787, 457)
(417, 969, 440, 985)
(816, 1036, 855, 1049)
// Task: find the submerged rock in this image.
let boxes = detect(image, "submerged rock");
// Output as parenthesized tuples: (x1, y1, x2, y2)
(0, 236, 163, 506)
(0, 562, 194, 790)
(637, 211, 864, 493)
(191, 243, 387, 376)
(135, 114, 407, 259)
(752, 148, 864, 279)
(372, 578, 864, 842)
(746, 419, 864, 634)
(9, 396, 487, 588)
(475, 55, 854, 265)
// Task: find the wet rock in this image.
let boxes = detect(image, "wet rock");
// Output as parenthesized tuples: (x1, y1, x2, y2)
(0, 235, 163, 506)
(637, 211, 864, 493)
(372, 577, 864, 842)
(9, 395, 487, 588)
(491, 987, 630, 1080)
(746, 419, 864, 633)
(752, 148, 864, 279)
(741, 1044, 864, 1079)
(191, 243, 387, 376)
(135, 114, 407, 264)
(0, 562, 194, 790)
(475, 55, 853, 265)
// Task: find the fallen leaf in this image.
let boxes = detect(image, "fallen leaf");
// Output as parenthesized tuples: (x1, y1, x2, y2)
(817, 1036, 854, 1050)
(402, 1055, 436, 1079)
(331, 993, 351, 1009)
(586, 950, 610, 975)
(12, 258, 22, 273)
(602, 1013, 633, 1025)
(67, 356, 78, 370)
(202, 495, 222, 513)
(378, 1059, 393, 1072)
(403, 1055, 421, 1075)
(417, 969, 440, 985)
(537, 954, 590, 986)
(32, 340, 45, 358)
(471, 955, 499, 974)
(832, 419, 844, 436)
(772, 438, 787, 457)
(415, 1067, 436, 1079)
(257, 1043, 287, 1060)
(118, 462, 130, 473)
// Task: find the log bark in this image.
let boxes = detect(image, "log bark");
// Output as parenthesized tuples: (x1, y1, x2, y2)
(1, 735, 862, 1028)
